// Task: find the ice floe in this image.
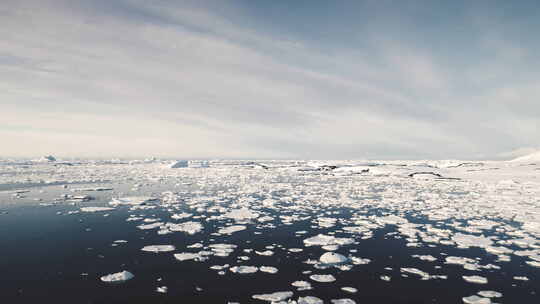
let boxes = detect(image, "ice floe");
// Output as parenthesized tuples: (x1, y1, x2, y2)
(100, 270, 134, 283)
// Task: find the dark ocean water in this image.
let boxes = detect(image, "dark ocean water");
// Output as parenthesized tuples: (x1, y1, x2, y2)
(0, 182, 538, 304)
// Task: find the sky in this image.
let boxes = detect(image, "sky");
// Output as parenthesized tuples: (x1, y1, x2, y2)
(1, 0, 539, 160)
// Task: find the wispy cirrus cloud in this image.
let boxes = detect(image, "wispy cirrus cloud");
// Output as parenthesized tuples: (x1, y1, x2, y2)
(1, 0, 538, 159)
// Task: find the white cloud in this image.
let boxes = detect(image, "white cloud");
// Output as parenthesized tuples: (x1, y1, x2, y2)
(1, 0, 538, 159)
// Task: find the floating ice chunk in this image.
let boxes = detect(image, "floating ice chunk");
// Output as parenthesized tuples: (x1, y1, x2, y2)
(304, 234, 354, 247)
(166, 221, 203, 234)
(259, 266, 278, 274)
(513, 276, 529, 281)
(400, 268, 430, 280)
(156, 286, 168, 293)
(137, 222, 163, 230)
(114, 240, 128, 244)
(292, 281, 312, 290)
(230, 266, 258, 274)
(81, 207, 115, 213)
(256, 250, 274, 256)
(452, 233, 493, 249)
(377, 215, 408, 225)
(218, 225, 246, 234)
(462, 295, 491, 304)
(210, 264, 230, 270)
(298, 296, 324, 304)
(462, 275, 488, 284)
(341, 287, 357, 293)
(322, 245, 340, 251)
(380, 275, 391, 281)
(171, 213, 192, 220)
(331, 299, 356, 304)
(477, 291, 502, 298)
(141, 245, 175, 253)
(174, 252, 206, 262)
(349, 257, 371, 265)
(100, 270, 134, 283)
(310, 274, 336, 282)
(445, 256, 476, 265)
(209, 244, 237, 257)
(289, 248, 303, 253)
(224, 208, 259, 221)
(169, 160, 188, 168)
(413, 255, 437, 262)
(252, 291, 293, 302)
(258, 216, 274, 222)
(110, 197, 157, 206)
(526, 260, 540, 268)
(320, 252, 349, 264)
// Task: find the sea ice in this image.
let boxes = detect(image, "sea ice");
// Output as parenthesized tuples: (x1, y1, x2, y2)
(462, 275, 488, 284)
(462, 295, 491, 304)
(298, 296, 324, 304)
(141, 245, 175, 253)
(341, 287, 357, 293)
(218, 225, 247, 234)
(174, 252, 206, 262)
(292, 281, 312, 290)
(331, 299, 356, 304)
(259, 266, 278, 274)
(224, 208, 259, 221)
(304, 234, 354, 247)
(319, 252, 349, 264)
(230, 266, 258, 274)
(81, 207, 115, 213)
(252, 291, 293, 302)
(477, 291, 502, 298)
(309, 274, 336, 282)
(100, 270, 134, 283)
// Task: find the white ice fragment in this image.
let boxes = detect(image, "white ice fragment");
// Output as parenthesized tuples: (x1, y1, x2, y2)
(218, 225, 246, 234)
(110, 197, 157, 206)
(298, 296, 324, 304)
(81, 207, 115, 213)
(380, 275, 391, 281)
(230, 265, 258, 274)
(331, 299, 356, 304)
(320, 252, 349, 264)
(171, 213, 192, 220)
(156, 286, 168, 293)
(137, 222, 163, 230)
(166, 221, 203, 234)
(304, 234, 354, 247)
(224, 208, 259, 221)
(252, 291, 293, 302)
(256, 250, 274, 256)
(259, 266, 278, 274)
(462, 275, 488, 284)
(477, 291, 502, 298)
(141, 245, 175, 253)
(100, 270, 134, 283)
(462, 295, 491, 304)
(292, 281, 312, 290)
(174, 252, 206, 262)
(310, 274, 336, 282)
(341, 287, 357, 293)
(452, 233, 493, 249)
(513, 276, 529, 281)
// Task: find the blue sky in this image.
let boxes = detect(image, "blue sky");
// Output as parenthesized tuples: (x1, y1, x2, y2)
(1, 0, 539, 159)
